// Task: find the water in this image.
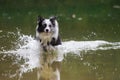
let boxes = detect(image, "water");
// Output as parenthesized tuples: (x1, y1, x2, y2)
(0, 0, 120, 80)
(0, 30, 120, 80)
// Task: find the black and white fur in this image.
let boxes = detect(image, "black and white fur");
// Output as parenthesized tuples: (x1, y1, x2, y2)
(36, 16, 61, 51)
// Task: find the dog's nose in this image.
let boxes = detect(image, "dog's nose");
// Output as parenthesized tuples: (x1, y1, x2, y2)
(45, 29, 49, 32)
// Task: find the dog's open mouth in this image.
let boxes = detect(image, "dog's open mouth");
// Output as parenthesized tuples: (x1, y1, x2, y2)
(39, 32, 52, 41)
(42, 32, 52, 36)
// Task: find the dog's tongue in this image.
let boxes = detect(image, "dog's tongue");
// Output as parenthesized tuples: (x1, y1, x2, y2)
(46, 32, 49, 34)
(42, 32, 52, 39)
(45, 32, 52, 36)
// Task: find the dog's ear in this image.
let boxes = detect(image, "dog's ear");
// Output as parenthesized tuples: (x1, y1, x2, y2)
(37, 16, 44, 23)
(50, 16, 57, 26)
(50, 16, 57, 21)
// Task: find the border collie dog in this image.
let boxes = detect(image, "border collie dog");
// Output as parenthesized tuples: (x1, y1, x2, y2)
(36, 16, 61, 51)
(36, 16, 61, 80)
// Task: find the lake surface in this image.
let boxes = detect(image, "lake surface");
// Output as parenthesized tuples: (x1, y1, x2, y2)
(0, 0, 120, 80)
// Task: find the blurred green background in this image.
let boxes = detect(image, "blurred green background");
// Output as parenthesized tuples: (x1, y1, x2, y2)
(0, 0, 120, 41)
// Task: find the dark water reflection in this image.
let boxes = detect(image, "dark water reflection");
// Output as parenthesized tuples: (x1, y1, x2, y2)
(0, 0, 120, 80)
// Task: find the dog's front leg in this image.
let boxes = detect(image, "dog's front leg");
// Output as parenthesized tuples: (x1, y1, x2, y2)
(37, 67, 41, 80)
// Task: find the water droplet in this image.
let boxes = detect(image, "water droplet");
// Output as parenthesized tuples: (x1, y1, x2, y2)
(0, 30, 3, 33)
(113, 5, 120, 9)
(72, 14, 76, 18)
(8, 16, 12, 20)
(28, 11, 32, 15)
(78, 17, 82, 20)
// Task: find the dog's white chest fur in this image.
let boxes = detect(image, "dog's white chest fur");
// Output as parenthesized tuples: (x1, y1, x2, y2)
(39, 32, 53, 46)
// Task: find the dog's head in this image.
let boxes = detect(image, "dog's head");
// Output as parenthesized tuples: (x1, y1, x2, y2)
(36, 16, 60, 46)
(36, 16, 57, 34)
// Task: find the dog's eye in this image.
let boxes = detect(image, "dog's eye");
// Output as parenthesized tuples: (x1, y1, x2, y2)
(49, 25, 52, 27)
(43, 24, 46, 27)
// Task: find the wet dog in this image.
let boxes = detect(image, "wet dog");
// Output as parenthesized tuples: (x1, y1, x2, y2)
(36, 16, 61, 80)
(36, 16, 61, 51)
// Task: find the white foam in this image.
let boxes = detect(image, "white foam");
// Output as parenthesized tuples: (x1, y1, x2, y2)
(59, 40, 120, 54)
(1, 33, 120, 78)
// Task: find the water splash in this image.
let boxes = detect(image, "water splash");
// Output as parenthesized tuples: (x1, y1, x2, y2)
(0, 31, 120, 79)
(60, 40, 120, 54)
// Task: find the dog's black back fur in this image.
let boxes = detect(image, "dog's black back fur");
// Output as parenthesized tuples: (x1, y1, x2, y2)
(50, 36, 61, 46)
